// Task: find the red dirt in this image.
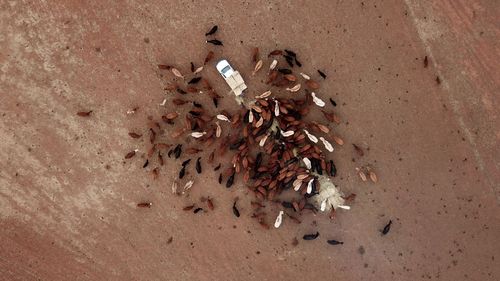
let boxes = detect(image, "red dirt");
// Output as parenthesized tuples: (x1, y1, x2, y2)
(1, 1, 499, 280)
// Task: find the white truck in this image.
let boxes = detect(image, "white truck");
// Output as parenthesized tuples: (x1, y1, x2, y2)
(216, 59, 247, 97)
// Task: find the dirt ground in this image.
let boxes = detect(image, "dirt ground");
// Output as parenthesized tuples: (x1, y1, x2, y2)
(1, 0, 499, 280)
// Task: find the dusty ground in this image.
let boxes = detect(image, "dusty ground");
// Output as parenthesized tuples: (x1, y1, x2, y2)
(1, 0, 499, 280)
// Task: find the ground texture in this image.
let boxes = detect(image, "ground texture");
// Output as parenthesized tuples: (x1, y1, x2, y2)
(1, 1, 499, 280)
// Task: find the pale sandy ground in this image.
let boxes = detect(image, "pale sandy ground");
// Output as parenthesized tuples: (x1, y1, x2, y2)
(1, 1, 499, 280)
